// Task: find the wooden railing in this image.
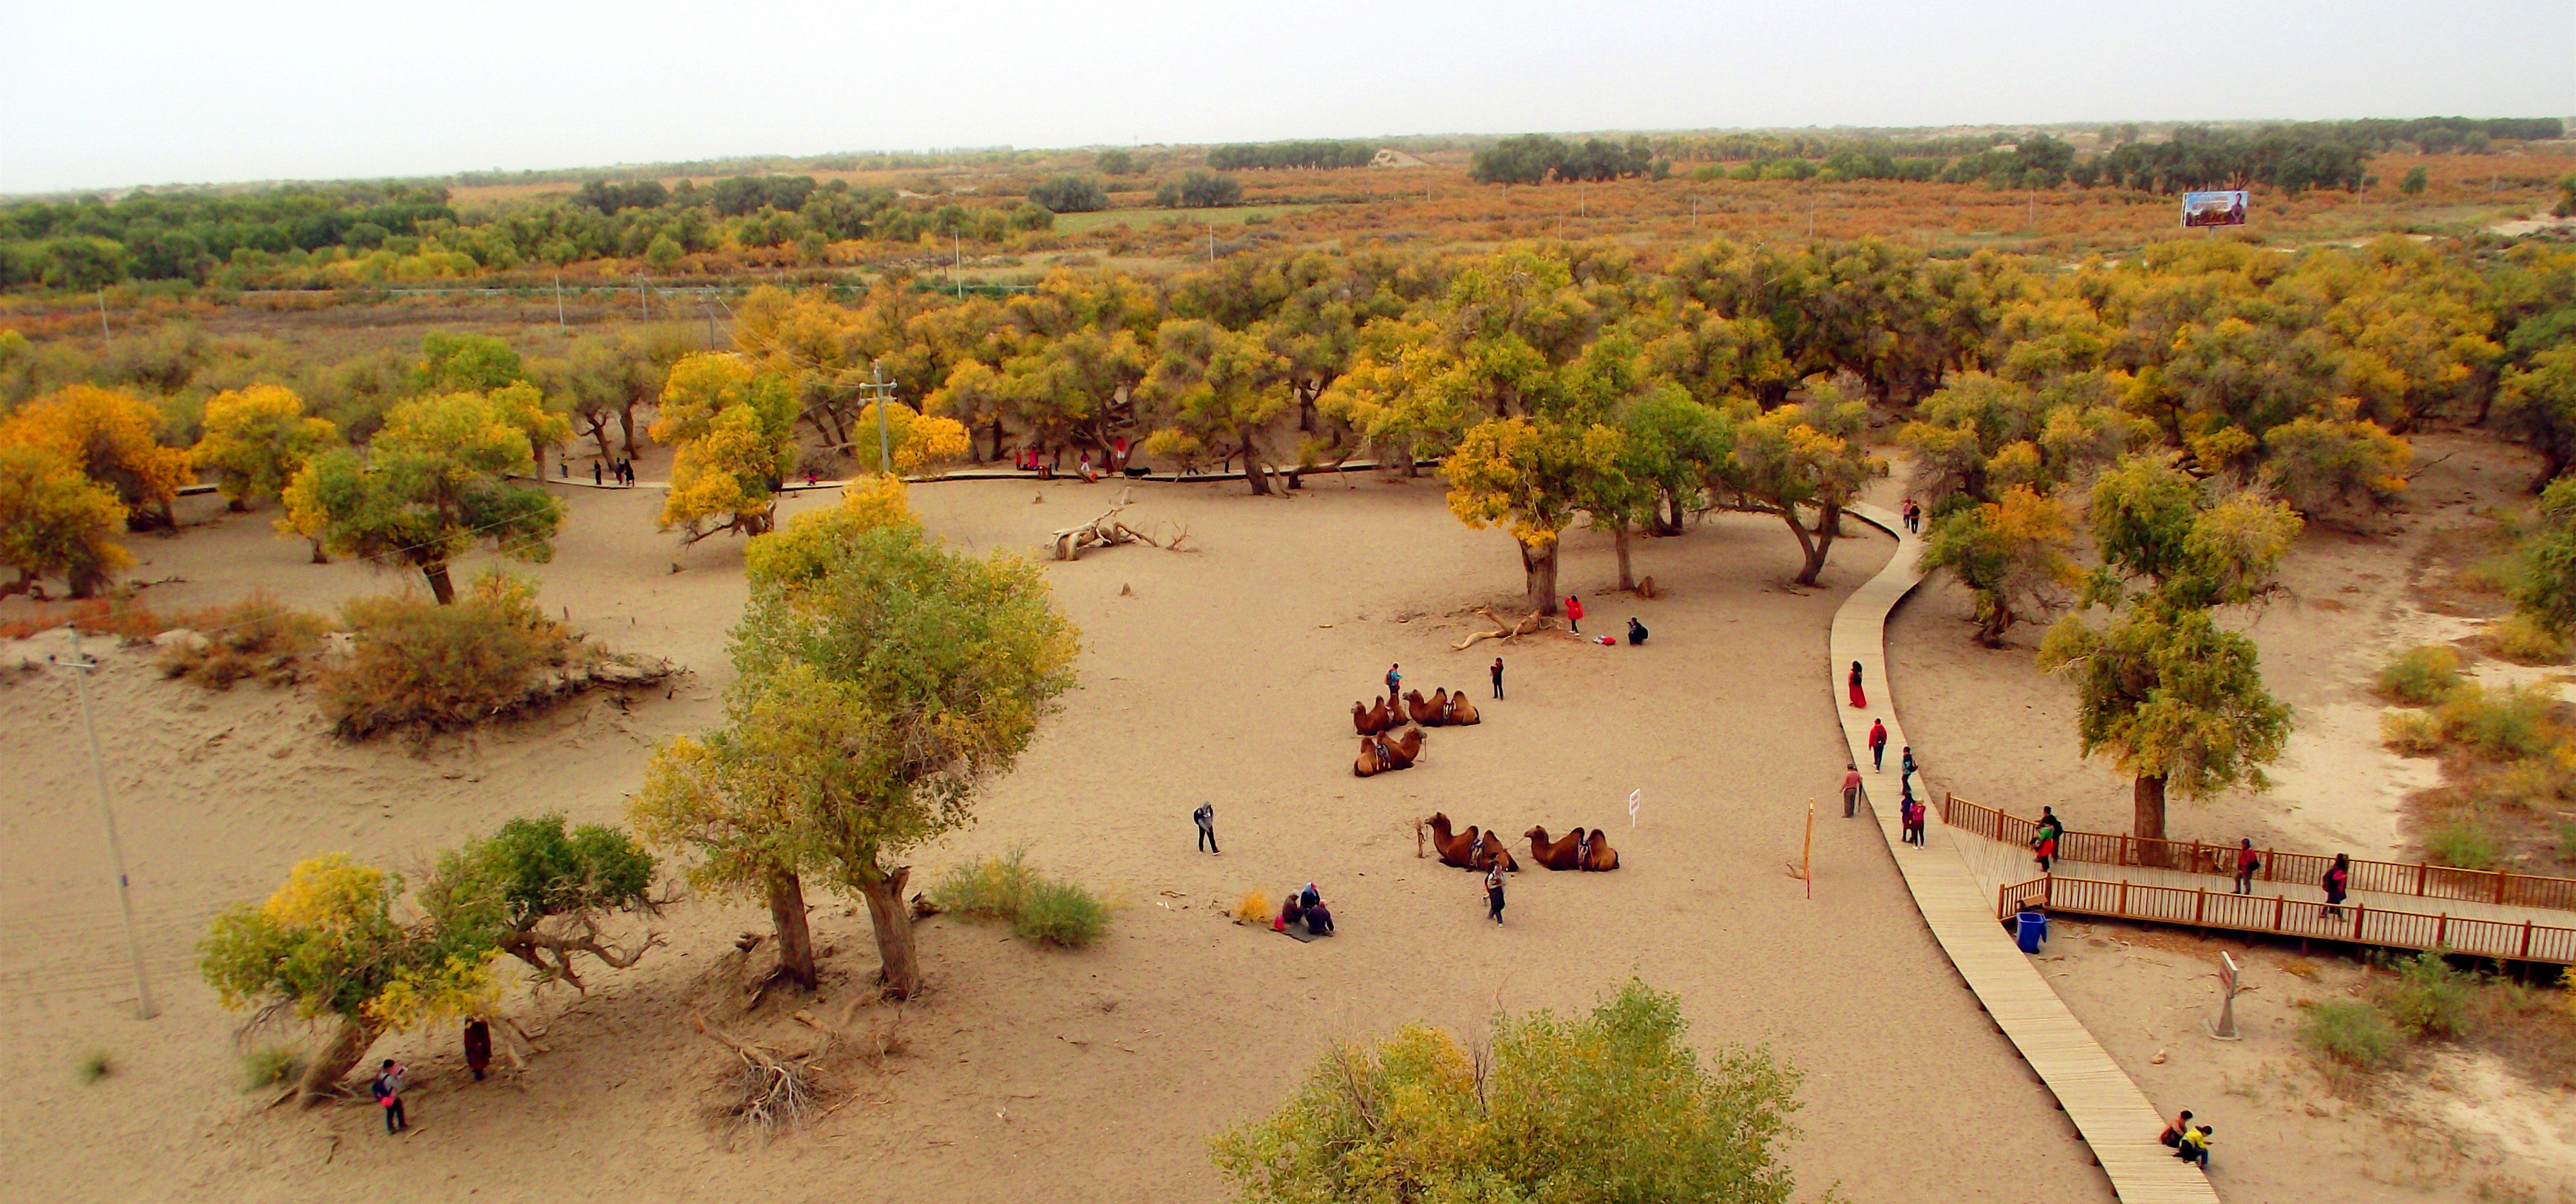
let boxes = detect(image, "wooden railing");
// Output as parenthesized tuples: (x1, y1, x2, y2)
(1946, 794, 2576, 913)
(1995, 875, 2576, 964)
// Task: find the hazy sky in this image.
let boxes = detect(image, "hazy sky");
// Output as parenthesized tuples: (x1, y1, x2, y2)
(3, 0, 2570, 194)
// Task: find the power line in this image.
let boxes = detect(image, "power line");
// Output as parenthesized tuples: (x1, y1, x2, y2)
(51, 630, 156, 1021)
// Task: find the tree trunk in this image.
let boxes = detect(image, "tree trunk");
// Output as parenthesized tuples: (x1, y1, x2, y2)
(765, 871, 818, 988)
(298, 1015, 377, 1107)
(307, 537, 329, 565)
(2134, 774, 2168, 845)
(1778, 510, 1821, 586)
(1612, 524, 1635, 591)
(1806, 502, 1842, 584)
(617, 401, 640, 459)
(586, 415, 616, 461)
(855, 863, 921, 1000)
(1242, 434, 1271, 496)
(423, 561, 457, 606)
(1652, 489, 1685, 537)
(988, 416, 1003, 463)
(1521, 539, 1560, 616)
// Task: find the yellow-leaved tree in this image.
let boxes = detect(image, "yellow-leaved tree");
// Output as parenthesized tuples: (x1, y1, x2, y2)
(0, 383, 194, 530)
(189, 384, 341, 513)
(650, 353, 799, 542)
(0, 443, 131, 598)
(200, 854, 500, 1105)
(851, 400, 971, 473)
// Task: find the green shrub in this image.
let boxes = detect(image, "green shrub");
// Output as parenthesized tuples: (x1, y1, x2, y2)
(2488, 615, 2570, 666)
(77, 1050, 113, 1083)
(2380, 709, 2444, 755)
(2425, 822, 2502, 870)
(2381, 952, 2472, 1038)
(1013, 879, 1110, 948)
(156, 593, 330, 689)
(927, 850, 1109, 949)
(241, 1045, 303, 1091)
(2375, 645, 2463, 705)
(1210, 980, 1805, 1203)
(2436, 683, 2561, 760)
(2301, 999, 2400, 1070)
(316, 571, 582, 736)
(2557, 821, 2576, 864)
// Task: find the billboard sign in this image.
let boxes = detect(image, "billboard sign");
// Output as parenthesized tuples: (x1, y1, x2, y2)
(2181, 189, 2249, 228)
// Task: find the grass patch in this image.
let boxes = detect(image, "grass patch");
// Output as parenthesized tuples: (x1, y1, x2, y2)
(241, 1044, 304, 1091)
(2380, 708, 2445, 755)
(156, 593, 330, 689)
(927, 849, 1110, 949)
(2423, 823, 2503, 870)
(77, 1050, 113, 1083)
(2376, 644, 2464, 705)
(1052, 202, 1318, 235)
(2301, 999, 2400, 1071)
(2434, 682, 2561, 760)
(2486, 615, 2570, 666)
(2382, 951, 2472, 1038)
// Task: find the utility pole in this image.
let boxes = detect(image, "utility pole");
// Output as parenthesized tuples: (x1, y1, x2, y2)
(953, 231, 963, 300)
(55, 631, 156, 1020)
(97, 288, 111, 343)
(554, 274, 566, 330)
(862, 367, 898, 476)
(1206, 220, 1215, 263)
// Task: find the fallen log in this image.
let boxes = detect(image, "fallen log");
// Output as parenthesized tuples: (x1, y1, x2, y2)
(1453, 606, 1553, 650)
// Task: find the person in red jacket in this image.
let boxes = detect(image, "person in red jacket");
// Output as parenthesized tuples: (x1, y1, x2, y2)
(1565, 594, 1584, 634)
(1868, 718, 1888, 772)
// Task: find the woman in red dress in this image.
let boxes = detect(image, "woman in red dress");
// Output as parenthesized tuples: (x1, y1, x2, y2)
(1848, 661, 1867, 708)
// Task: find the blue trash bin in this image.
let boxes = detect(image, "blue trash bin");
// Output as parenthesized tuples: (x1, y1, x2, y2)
(2014, 908, 2049, 953)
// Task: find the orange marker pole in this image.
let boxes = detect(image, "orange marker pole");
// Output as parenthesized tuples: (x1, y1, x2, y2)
(1803, 799, 1815, 900)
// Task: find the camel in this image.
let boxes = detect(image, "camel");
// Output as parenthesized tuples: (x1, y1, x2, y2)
(1575, 827, 1620, 872)
(1524, 826, 1586, 870)
(1352, 727, 1425, 777)
(1444, 693, 1480, 725)
(1378, 726, 1423, 769)
(1353, 737, 1387, 777)
(1405, 689, 1450, 727)
(1352, 697, 1394, 736)
(1425, 812, 1519, 872)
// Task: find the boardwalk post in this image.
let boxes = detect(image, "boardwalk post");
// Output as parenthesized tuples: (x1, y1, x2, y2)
(2417, 863, 2427, 896)
(2522, 920, 2535, 959)
(2117, 880, 2128, 915)
(2496, 872, 2509, 905)
(2264, 847, 2275, 883)
(2437, 913, 2449, 946)
(2353, 902, 2367, 942)
(2273, 895, 2285, 932)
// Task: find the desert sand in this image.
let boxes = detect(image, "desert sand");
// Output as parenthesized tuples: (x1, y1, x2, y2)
(3, 443, 2561, 1203)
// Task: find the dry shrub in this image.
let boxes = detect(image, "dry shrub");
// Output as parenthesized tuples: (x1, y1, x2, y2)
(2485, 615, 2570, 666)
(316, 571, 581, 738)
(1234, 890, 1273, 925)
(2374, 645, 2463, 705)
(2435, 683, 2562, 760)
(156, 593, 329, 689)
(0, 597, 167, 641)
(2380, 709, 2445, 755)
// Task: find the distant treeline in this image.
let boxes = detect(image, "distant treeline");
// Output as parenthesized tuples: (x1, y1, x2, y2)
(1471, 135, 1666, 185)
(0, 175, 1054, 291)
(1207, 140, 1378, 171)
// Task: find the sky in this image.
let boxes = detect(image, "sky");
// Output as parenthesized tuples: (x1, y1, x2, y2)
(3, 0, 2570, 195)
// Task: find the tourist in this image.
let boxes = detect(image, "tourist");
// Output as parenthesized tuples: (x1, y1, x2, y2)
(592, 461, 603, 486)
(463, 1018, 491, 1082)
(1303, 893, 1334, 937)
(2012, 900, 2049, 953)
(1908, 795, 1928, 847)
(1900, 495, 1918, 533)
(2322, 854, 2351, 919)
(1841, 763, 1862, 819)
(370, 1059, 409, 1134)
(2032, 807, 2062, 872)
(1490, 656, 1504, 700)
(1485, 862, 1506, 925)
(1900, 746, 1918, 791)
(2158, 1109, 2195, 1149)
(1193, 801, 1218, 854)
(1385, 663, 1401, 700)
(1565, 593, 1584, 634)
(1277, 891, 1305, 932)
(1625, 617, 1648, 645)
(558, 461, 568, 478)
(2174, 1123, 2213, 1169)
(1848, 661, 1866, 708)
(2233, 839, 2260, 894)
(1868, 718, 1888, 772)
(1900, 785, 1924, 846)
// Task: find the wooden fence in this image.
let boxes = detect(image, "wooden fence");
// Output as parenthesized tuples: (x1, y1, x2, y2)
(1995, 875, 2576, 965)
(1945, 794, 2576, 913)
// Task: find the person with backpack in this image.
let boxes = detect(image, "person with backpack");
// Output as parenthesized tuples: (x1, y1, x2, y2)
(1564, 594, 1584, 634)
(1485, 863, 1506, 925)
(1385, 663, 1401, 700)
(1193, 801, 1218, 854)
(1490, 657, 1504, 700)
(2322, 854, 2351, 919)
(2032, 807, 2063, 872)
(370, 1059, 409, 1134)
(1868, 718, 1888, 772)
(2233, 839, 2261, 893)
(1625, 617, 1648, 645)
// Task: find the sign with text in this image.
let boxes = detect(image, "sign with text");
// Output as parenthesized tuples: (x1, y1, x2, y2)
(2181, 189, 2250, 228)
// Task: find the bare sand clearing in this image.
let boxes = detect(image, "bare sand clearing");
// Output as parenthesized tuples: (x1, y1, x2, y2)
(1889, 432, 2576, 1201)
(10, 470, 2112, 1203)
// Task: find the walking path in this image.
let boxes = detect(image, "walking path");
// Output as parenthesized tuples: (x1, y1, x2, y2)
(1833, 502, 2221, 1204)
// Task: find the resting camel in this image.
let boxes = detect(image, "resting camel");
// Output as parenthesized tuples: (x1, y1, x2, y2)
(1425, 812, 1520, 872)
(1575, 827, 1620, 872)
(1444, 693, 1480, 725)
(1524, 826, 1587, 870)
(1352, 696, 1395, 736)
(1351, 727, 1425, 777)
(1405, 688, 1452, 727)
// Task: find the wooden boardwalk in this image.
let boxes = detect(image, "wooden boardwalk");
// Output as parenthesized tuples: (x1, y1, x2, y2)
(1834, 502, 2220, 1203)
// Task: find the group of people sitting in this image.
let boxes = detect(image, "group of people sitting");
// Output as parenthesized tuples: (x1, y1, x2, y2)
(1275, 883, 1334, 937)
(2159, 1109, 2214, 1169)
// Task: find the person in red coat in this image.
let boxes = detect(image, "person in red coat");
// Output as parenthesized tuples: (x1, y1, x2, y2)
(1565, 594, 1584, 634)
(1848, 661, 1867, 708)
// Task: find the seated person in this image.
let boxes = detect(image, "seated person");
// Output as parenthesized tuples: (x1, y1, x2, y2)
(1277, 893, 1305, 931)
(2173, 1123, 2213, 1169)
(1303, 899, 1333, 936)
(1625, 617, 1649, 645)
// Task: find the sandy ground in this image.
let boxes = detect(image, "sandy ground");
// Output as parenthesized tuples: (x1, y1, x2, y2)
(5, 468, 2127, 1203)
(1889, 431, 2576, 1202)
